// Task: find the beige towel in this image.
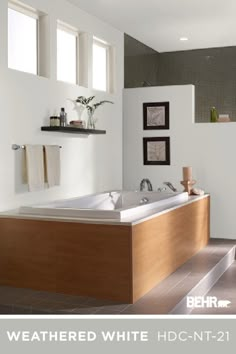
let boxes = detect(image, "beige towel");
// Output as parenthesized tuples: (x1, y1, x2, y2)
(25, 145, 45, 192)
(44, 145, 61, 188)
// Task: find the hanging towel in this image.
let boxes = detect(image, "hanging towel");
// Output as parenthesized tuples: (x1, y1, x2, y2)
(44, 145, 61, 188)
(25, 145, 45, 192)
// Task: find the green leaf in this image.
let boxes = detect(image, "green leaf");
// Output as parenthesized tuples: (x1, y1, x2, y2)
(86, 96, 95, 105)
(93, 101, 113, 110)
(76, 96, 87, 104)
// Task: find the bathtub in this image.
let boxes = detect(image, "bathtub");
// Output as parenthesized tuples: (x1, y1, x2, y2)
(19, 191, 189, 220)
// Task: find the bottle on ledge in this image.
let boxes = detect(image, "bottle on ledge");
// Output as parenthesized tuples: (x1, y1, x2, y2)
(60, 107, 67, 127)
(210, 106, 218, 123)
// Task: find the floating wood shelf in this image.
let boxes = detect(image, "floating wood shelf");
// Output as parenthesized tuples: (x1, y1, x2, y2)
(41, 126, 106, 135)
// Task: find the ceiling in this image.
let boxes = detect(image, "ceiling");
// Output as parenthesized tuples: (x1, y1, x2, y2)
(67, 0, 236, 53)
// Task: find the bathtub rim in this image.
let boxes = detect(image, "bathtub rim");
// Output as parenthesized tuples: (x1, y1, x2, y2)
(18, 190, 189, 221)
(0, 194, 209, 226)
(21, 189, 184, 209)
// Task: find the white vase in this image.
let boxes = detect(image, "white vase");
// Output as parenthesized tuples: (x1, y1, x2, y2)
(68, 99, 86, 121)
(75, 105, 86, 121)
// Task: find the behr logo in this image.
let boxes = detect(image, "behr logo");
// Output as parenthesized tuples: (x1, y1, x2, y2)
(187, 296, 231, 308)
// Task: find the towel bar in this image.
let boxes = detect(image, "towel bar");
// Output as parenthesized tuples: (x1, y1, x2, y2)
(12, 144, 62, 150)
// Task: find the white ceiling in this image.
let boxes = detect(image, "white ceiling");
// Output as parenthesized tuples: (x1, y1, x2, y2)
(67, 0, 236, 52)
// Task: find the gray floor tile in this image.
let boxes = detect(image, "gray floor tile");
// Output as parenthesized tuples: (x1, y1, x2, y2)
(0, 239, 235, 315)
(191, 261, 236, 315)
(0, 305, 13, 314)
(12, 306, 32, 314)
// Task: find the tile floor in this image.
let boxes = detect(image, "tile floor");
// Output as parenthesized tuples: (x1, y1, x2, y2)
(0, 239, 235, 315)
(191, 261, 236, 315)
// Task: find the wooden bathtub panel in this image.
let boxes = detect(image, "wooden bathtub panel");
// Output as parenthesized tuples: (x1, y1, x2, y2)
(0, 197, 210, 304)
(0, 219, 132, 302)
(0, 219, 57, 290)
(131, 197, 210, 302)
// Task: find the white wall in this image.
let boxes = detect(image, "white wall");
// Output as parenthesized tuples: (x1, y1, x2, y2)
(0, 0, 124, 210)
(123, 85, 236, 239)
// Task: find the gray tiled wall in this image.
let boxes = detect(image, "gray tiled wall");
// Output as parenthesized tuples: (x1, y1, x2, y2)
(125, 34, 236, 122)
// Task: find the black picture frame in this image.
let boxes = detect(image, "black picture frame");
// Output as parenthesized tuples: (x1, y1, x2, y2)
(143, 102, 169, 130)
(143, 137, 170, 165)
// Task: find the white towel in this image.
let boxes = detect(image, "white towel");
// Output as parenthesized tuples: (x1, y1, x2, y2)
(44, 145, 61, 188)
(25, 145, 45, 192)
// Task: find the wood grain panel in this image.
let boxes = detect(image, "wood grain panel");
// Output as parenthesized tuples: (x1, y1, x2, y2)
(131, 197, 210, 302)
(0, 219, 132, 302)
(0, 197, 210, 304)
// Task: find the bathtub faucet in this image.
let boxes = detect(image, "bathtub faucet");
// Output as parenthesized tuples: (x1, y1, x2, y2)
(109, 191, 117, 199)
(140, 178, 153, 191)
(163, 182, 177, 192)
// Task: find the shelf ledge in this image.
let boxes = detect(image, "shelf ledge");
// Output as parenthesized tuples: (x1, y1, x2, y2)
(41, 126, 106, 135)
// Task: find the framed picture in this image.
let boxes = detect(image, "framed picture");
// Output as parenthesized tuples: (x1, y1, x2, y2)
(143, 137, 170, 165)
(143, 102, 169, 130)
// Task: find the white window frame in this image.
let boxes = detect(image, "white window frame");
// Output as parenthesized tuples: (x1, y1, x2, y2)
(57, 20, 79, 85)
(93, 36, 111, 92)
(8, 0, 39, 19)
(8, 0, 39, 75)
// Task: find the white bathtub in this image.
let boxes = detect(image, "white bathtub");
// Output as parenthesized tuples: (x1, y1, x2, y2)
(19, 191, 189, 220)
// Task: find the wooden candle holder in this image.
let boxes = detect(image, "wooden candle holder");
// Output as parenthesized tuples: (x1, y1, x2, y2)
(180, 180, 196, 195)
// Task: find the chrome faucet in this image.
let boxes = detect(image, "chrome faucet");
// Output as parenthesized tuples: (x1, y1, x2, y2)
(140, 178, 153, 191)
(163, 182, 177, 192)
